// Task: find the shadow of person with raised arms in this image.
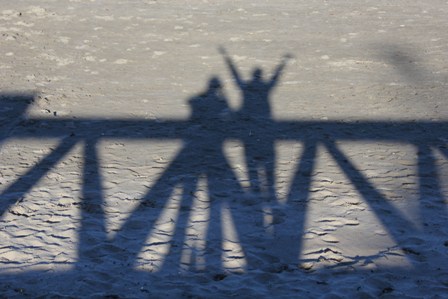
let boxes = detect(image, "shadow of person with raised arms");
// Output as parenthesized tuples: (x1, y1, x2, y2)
(219, 46, 292, 201)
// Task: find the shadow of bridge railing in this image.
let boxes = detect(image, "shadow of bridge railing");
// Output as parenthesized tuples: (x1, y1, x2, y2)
(0, 87, 447, 295)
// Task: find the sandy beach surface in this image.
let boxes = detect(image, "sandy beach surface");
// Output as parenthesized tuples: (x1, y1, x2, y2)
(1, 1, 447, 298)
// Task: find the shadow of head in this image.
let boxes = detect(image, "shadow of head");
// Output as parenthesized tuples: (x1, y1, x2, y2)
(252, 68, 263, 80)
(208, 76, 222, 90)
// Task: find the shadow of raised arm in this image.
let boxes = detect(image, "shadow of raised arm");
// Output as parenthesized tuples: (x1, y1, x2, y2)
(268, 54, 293, 89)
(219, 46, 244, 88)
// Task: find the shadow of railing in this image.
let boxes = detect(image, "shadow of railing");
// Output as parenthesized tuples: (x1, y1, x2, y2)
(0, 56, 447, 295)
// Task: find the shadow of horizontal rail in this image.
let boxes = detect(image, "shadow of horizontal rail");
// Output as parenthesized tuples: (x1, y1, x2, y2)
(11, 118, 448, 143)
(2, 94, 447, 297)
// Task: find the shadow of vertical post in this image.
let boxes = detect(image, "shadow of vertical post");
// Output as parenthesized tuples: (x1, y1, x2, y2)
(76, 139, 108, 269)
(417, 144, 447, 233)
(285, 140, 317, 264)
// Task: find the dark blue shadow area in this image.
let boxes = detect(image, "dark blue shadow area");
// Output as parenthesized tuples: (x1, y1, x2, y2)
(0, 52, 447, 297)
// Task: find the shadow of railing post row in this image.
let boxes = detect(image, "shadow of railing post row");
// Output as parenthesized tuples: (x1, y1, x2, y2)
(2, 43, 448, 275)
(1, 91, 447, 273)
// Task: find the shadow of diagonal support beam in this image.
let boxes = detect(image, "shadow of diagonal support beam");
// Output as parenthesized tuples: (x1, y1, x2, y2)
(438, 144, 448, 160)
(0, 136, 79, 217)
(323, 139, 419, 265)
(107, 151, 192, 270)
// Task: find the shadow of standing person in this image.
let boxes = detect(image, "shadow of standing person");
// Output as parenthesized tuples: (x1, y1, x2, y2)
(219, 47, 292, 201)
(108, 77, 248, 273)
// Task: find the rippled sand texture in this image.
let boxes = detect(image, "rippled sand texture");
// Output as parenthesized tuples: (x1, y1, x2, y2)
(1, 1, 447, 298)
